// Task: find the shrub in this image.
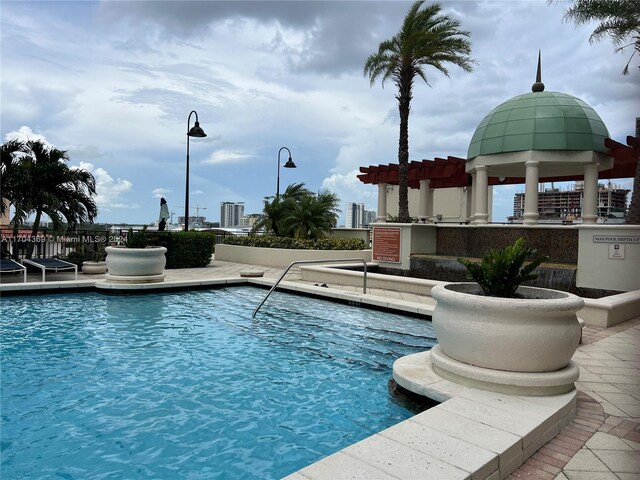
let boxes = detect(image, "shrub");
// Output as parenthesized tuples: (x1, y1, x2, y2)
(163, 232, 215, 268)
(223, 235, 365, 250)
(126, 226, 149, 248)
(458, 237, 548, 298)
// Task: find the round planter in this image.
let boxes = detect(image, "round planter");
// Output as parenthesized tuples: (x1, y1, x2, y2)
(431, 283, 583, 373)
(105, 246, 167, 278)
(82, 261, 107, 275)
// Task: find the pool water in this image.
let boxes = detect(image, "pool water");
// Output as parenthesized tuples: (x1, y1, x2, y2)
(1, 287, 436, 479)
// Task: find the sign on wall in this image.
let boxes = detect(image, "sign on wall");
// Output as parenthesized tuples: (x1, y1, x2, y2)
(593, 235, 640, 244)
(373, 227, 401, 263)
(609, 244, 625, 259)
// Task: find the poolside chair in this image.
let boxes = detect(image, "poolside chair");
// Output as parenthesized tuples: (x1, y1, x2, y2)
(0, 259, 27, 283)
(22, 258, 78, 282)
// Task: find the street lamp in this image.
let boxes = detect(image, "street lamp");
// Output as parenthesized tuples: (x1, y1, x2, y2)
(276, 146, 296, 198)
(185, 110, 207, 231)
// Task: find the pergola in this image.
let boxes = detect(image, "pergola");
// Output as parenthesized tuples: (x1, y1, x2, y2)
(357, 136, 637, 224)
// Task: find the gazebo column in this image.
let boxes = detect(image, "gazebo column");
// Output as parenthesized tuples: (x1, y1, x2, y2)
(376, 183, 388, 222)
(469, 173, 476, 224)
(474, 166, 489, 225)
(418, 179, 431, 222)
(524, 160, 540, 225)
(582, 163, 599, 225)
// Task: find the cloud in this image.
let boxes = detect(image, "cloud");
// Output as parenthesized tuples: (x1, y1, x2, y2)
(78, 162, 134, 210)
(204, 149, 254, 165)
(4, 126, 52, 146)
(152, 188, 172, 198)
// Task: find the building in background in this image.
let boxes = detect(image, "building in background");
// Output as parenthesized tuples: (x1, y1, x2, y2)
(239, 214, 260, 228)
(220, 202, 245, 228)
(510, 182, 629, 224)
(345, 203, 380, 228)
(345, 203, 364, 228)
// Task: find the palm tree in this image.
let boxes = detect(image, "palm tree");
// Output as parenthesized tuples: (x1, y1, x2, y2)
(2, 140, 98, 258)
(252, 183, 312, 236)
(557, 1, 640, 224)
(1, 139, 28, 218)
(282, 190, 340, 240)
(364, 1, 474, 222)
(558, 0, 640, 75)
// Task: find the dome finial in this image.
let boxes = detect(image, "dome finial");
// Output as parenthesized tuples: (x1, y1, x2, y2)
(532, 50, 545, 92)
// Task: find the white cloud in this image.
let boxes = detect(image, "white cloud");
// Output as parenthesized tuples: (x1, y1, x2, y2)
(78, 162, 134, 210)
(4, 126, 52, 147)
(152, 187, 172, 198)
(204, 149, 254, 165)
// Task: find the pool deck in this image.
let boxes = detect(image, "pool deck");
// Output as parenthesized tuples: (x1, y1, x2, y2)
(1, 259, 638, 479)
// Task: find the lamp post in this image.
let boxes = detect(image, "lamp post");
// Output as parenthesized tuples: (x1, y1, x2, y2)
(185, 110, 207, 231)
(276, 146, 296, 198)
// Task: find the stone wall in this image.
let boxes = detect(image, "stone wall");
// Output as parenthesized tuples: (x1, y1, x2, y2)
(436, 225, 579, 263)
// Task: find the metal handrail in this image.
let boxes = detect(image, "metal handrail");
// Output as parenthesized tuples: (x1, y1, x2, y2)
(252, 258, 368, 318)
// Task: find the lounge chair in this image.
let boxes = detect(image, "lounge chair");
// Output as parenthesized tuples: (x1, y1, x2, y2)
(0, 259, 27, 283)
(22, 258, 78, 282)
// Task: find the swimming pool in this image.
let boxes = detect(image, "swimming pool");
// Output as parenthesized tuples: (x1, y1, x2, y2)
(1, 287, 436, 479)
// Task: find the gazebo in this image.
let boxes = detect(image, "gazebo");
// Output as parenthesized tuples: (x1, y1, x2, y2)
(358, 56, 637, 225)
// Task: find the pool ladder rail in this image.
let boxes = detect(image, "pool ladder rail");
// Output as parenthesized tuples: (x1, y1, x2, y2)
(252, 258, 368, 318)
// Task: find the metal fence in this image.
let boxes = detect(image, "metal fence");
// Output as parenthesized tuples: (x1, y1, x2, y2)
(1, 227, 241, 260)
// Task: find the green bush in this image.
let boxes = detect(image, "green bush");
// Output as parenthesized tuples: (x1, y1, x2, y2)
(458, 237, 548, 298)
(223, 235, 365, 250)
(162, 232, 215, 268)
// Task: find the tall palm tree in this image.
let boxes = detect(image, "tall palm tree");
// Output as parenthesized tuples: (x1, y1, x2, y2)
(559, 0, 640, 75)
(557, 1, 640, 224)
(364, 1, 474, 222)
(3, 140, 98, 258)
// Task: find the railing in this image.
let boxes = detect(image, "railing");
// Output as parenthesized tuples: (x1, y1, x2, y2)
(0, 228, 110, 260)
(252, 258, 368, 319)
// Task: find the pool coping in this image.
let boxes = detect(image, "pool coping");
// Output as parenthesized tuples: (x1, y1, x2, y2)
(1, 275, 576, 480)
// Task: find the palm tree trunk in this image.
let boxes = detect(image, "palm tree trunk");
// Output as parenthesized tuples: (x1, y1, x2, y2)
(397, 93, 411, 223)
(26, 210, 42, 259)
(626, 119, 640, 224)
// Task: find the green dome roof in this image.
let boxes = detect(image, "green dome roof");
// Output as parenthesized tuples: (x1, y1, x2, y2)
(467, 91, 610, 160)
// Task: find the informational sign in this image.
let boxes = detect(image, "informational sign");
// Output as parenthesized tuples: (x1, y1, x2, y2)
(609, 244, 625, 259)
(593, 235, 640, 244)
(373, 227, 401, 263)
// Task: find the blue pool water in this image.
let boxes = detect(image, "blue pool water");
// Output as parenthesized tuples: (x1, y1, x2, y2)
(1, 287, 436, 479)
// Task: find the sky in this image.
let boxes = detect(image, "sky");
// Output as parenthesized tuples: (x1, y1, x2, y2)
(1, 0, 638, 226)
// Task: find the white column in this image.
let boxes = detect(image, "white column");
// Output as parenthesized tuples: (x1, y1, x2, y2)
(523, 160, 540, 226)
(418, 179, 431, 221)
(376, 183, 388, 222)
(582, 163, 599, 225)
(469, 173, 476, 224)
(474, 166, 489, 225)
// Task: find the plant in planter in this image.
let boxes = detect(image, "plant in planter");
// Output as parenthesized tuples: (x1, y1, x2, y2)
(81, 244, 107, 275)
(457, 237, 548, 298)
(105, 226, 167, 283)
(430, 237, 583, 395)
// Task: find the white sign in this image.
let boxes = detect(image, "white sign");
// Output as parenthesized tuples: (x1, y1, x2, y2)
(594, 235, 640, 244)
(609, 244, 625, 259)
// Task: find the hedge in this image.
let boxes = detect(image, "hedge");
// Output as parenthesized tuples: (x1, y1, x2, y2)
(223, 235, 366, 250)
(153, 232, 216, 268)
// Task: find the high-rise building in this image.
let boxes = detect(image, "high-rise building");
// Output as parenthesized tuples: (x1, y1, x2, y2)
(346, 203, 367, 228)
(363, 209, 377, 226)
(510, 183, 629, 223)
(220, 202, 245, 228)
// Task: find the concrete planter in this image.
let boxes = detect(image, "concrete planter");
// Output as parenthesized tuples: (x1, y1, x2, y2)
(105, 246, 167, 283)
(82, 261, 107, 275)
(431, 283, 583, 373)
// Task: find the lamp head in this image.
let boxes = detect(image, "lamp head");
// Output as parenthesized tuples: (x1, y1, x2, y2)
(283, 157, 296, 169)
(188, 121, 207, 138)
